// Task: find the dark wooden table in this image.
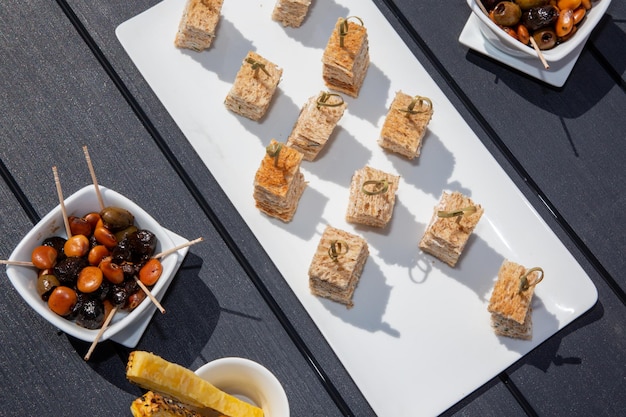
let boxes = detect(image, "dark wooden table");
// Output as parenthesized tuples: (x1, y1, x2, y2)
(1, 1, 623, 416)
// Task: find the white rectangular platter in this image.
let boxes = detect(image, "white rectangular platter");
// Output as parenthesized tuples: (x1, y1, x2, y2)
(116, 1, 598, 415)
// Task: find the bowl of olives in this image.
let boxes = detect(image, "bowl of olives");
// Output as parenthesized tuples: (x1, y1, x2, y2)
(468, 0, 612, 62)
(5, 185, 178, 344)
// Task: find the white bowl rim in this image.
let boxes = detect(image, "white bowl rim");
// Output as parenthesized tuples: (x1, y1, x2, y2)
(6, 185, 176, 343)
(467, 0, 612, 62)
(195, 357, 290, 417)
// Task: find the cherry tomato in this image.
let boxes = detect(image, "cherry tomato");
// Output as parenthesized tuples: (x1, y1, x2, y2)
(83, 212, 101, 230)
(94, 226, 117, 248)
(48, 286, 78, 316)
(31, 245, 58, 269)
(68, 216, 92, 237)
(77, 266, 103, 293)
(99, 257, 124, 284)
(138, 258, 163, 286)
(88, 245, 110, 266)
(63, 234, 90, 257)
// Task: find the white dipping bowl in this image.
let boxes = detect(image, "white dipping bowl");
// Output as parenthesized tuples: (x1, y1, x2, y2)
(467, 0, 612, 61)
(6, 185, 176, 343)
(195, 357, 289, 417)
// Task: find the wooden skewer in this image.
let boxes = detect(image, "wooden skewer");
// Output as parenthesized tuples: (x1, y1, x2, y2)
(52, 166, 72, 238)
(0, 260, 35, 267)
(134, 277, 166, 314)
(529, 35, 550, 70)
(83, 146, 105, 210)
(474, 0, 488, 15)
(154, 237, 204, 260)
(84, 306, 117, 361)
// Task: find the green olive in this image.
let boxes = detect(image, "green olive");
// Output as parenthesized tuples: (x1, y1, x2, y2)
(37, 274, 60, 299)
(99, 206, 135, 231)
(533, 28, 557, 50)
(115, 225, 139, 242)
(513, 0, 549, 10)
(493, 2, 522, 26)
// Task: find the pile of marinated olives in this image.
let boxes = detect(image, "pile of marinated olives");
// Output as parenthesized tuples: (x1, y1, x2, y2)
(31, 206, 163, 330)
(483, 0, 595, 50)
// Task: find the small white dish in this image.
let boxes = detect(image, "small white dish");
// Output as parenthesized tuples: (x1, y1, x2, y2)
(459, 12, 583, 87)
(466, 0, 612, 62)
(6, 185, 179, 344)
(195, 357, 289, 417)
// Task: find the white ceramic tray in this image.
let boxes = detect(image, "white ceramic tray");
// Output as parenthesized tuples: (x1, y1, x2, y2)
(116, 1, 598, 415)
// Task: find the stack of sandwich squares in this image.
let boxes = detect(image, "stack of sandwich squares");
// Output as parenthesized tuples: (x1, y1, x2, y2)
(379, 91, 434, 160)
(271, 0, 312, 28)
(488, 260, 543, 340)
(286, 91, 347, 161)
(308, 225, 369, 308)
(346, 165, 400, 228)
(419, 191, 484, 267)
(322, 17, 370, 98)
(253, 140, 306, 222)
(225, 51, 282, 121)
(174, 0, 224, 51)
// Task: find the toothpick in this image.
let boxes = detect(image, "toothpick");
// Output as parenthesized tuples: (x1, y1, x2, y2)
(153, 237, 204, 260)
(83, 146, 105, 211)
(474, 0, 488, 16)
(134, 277, 166, 314)
(529, 36, 550, 69)
(0, 260, 35, 267)
(52, 166, 72, 238)
(84, 306, 117, 361)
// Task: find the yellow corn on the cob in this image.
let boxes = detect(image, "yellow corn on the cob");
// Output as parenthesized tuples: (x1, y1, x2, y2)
(126, 351, 264, 417)
(131, 391, 225, 417)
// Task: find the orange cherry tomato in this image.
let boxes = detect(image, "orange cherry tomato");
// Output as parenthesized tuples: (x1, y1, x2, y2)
(48, 286, 78, 316)
(31, 245, 58, 269)
(88, 245, 110, 266)
(99, 257, 124, 284)
(63, 234, 90, 257)
(83, 212, 101, 230)
(139, 258, 163, 286)
(77, 266, 103, 293)
(68, 216, 92, 238)
(94, 226, 117, 248)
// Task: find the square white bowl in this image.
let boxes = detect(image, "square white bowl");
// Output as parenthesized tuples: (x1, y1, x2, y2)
(467, 0, 612, 61)
(6, 185, 177, 344)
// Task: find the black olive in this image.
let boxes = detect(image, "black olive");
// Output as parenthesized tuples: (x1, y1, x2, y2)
(121, 262, 139, 278)
(127, 229, 157, 262)
(111, 244, 132, 264)
(53, 256, 89, 286)
(42, 236, 67, 260)
(109, 285, 129, 306)
(75, 297, 105, 330)
(522, 5, 559, 31)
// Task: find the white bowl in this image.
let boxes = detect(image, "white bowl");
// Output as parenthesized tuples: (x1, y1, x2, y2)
(467, 0, 612, 62)
(6, 185, 177, 343)
(195, 357, 290, 417)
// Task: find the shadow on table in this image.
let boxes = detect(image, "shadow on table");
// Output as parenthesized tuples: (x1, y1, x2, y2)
(70, 252, 219, 396)
(466, 15, 625, 119)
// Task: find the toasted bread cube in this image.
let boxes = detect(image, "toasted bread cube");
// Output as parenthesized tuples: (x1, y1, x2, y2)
(379, 91, 434, 159)
(253, 140, 306, 222)
(286, 91, 347, 161)
(488, 260, 542, 340)
(419, 191, 483, 267)
(272, 0, 312, 28)
(345, 166, 400, 228)
(309, 225, 369, 308)
(322, 17, 369, 98)
(174, 0, 224, 51)
(225, 51, 283, 121)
